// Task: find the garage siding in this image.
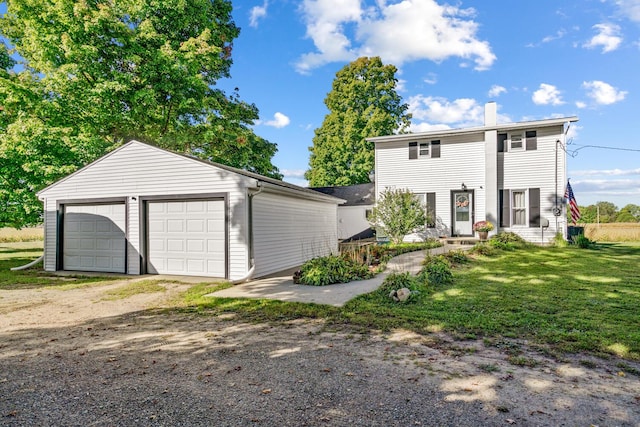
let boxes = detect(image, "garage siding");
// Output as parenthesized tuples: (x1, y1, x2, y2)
(252, 192, 338, 277)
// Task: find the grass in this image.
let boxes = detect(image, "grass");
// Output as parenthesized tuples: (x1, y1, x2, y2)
(0, 242, 119, 289)
(583, 223, 640, 242)
(173, 241, 640, 360)
(100, 279, 168, 300)
(2, 240, 639, 361)
(0, 227, 44, 243)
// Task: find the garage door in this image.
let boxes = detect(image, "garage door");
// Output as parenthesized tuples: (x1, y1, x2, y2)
(63, 203, 126, 273)
(146, 199, 225, 277)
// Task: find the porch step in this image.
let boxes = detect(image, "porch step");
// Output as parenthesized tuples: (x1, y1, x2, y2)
(440, 237, 481, 245)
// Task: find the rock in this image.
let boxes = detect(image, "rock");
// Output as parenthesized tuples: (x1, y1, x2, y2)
(389, 290, 399, 301)
(396, 288, 412, 302)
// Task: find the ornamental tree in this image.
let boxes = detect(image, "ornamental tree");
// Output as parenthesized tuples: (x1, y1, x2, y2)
(306, 57, 411, 187)
(368, 188, 427, 244)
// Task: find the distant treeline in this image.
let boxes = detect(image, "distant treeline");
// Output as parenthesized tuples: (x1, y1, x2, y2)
(574, 202, 640, 223)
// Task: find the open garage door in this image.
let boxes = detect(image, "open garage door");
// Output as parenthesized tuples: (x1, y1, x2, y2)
(146, 199, 226, 277)
(63, 203, 126, 273)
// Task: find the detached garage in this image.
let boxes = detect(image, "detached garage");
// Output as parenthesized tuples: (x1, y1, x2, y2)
(37, 140, 343, 281)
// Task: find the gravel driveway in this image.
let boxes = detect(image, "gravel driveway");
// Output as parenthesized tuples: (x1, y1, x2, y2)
(1, 279, 639, 426)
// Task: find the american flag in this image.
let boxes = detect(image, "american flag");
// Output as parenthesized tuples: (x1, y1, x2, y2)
(565, 180, 581, 224)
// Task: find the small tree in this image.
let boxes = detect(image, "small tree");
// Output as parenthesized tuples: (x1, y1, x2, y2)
(368, 189, 427, 244)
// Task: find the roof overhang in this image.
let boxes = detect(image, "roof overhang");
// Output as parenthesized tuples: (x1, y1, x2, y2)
(367, 116, 579, 144)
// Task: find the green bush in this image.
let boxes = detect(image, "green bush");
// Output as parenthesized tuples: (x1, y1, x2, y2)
(470, 242, 497, 256)
(574, 234, 596, 249)
(420, 255, 453, 285)
(552, 232, 568, 248)
(296, 255, 372, 286)
(490, 232, 527, 245)
(379, 272, 420, 294)
(443, 249, 469, 265)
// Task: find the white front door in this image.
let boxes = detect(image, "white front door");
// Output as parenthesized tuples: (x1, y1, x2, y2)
(452, 191, 473, 236)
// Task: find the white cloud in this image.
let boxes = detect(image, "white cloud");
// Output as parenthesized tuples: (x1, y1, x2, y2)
(296, 0, 496, 74)
(572, 167, 640, 176)
(423, 72, 438, 85)
(262, 112, 291, 128)
(249, 1, 269, 28)
(488, 85, 507, 98)
(575, 101, 587, 109)
(583, 23, 622, 53)
(614, 0, 640, 22)
(281, 169, 307, 179)
(582, 80, 627, 105)
(532, 83, 564, 106)
(408, 96, 484, 128)
(542, 29, 567, 43)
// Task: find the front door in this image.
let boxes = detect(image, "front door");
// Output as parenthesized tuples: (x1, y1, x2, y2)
(452, 191, 473, 236)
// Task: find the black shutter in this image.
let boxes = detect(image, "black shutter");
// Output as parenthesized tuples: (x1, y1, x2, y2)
(409, 142, 417, 159)
(525, 130, 537, 151)
(498, 133, 507, 152)
(529, 188, 540, 227)
(426, 192, 436, 228)
(431, 140, 441, 158)
(500, 189, 510, 227)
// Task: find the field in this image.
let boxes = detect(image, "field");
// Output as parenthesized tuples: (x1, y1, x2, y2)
(0, 227, 44, 243)
(583, 222, 640, 242)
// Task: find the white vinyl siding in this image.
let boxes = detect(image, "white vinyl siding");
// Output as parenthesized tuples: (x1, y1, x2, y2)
(253, 192, 338, 278)
(336, 205, 374, 240)
(376, 132, 486, 240)
(39, 142, 249, 279)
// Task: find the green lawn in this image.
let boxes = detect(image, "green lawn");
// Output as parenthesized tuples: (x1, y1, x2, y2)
(2, 241, 639, 360)
(179, 242, 640, 361)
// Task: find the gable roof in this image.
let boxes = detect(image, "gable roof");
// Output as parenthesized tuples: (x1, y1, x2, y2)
(38, 140, 344, 204)
(367, 116, 579, 143)
(311, 183, 375, 206)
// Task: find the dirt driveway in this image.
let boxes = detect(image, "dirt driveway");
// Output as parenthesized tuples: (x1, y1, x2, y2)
(1, 279, 639, 426)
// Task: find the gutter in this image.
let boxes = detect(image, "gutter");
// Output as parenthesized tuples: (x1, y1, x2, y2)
(231, 182, 264, 284)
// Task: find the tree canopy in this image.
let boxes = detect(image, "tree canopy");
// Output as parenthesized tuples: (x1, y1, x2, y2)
(0, 0, 281, 228)
(368, 188, 427, 244)
(306, 56, 411, 187)
(574, 201, 639, 223)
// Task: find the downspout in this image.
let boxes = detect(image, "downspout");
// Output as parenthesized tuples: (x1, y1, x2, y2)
(231, 182, 263, 284)
(11, 255, 44, 271)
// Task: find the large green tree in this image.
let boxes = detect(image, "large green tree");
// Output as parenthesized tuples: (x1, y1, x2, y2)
(0, 0, 281, 228)
(306, 56, 411, 187)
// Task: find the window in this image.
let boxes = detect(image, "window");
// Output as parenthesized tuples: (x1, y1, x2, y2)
(510, 133, 523, 150)
(500, 188, 541, 228)
(512, 190, 526, 225)
(365, 209, 372, 220)
(410, 140, 440, 159)
(416, 192, 436, 228)
(419, 142, 429, 157)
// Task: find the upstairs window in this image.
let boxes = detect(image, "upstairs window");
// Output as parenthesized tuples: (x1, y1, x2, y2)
(410, 140, 440, 159)
(510, 133, 523, 150)
(525, 130, 537, 150)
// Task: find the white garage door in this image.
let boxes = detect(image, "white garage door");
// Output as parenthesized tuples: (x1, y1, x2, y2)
(63, 203, 126, 273)
(146, 199, 226, 277)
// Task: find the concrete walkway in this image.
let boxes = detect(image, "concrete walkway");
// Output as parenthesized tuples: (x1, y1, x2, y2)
(207, 244, 469, 307)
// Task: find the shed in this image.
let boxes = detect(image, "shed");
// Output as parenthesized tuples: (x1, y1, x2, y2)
(311, 183, 375, 241)
(37, 140, 343, 280)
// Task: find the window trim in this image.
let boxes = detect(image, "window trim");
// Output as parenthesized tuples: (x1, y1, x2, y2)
(511, 189, 527, 226)
(510, 133, 524, 151)
(418, 142, 430, 157)
(415, 192, 436, 229)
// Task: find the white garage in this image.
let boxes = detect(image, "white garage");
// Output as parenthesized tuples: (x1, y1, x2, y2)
(37, 140, 343, 280)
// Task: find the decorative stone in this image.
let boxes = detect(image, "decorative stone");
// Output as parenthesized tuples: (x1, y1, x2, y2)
(396, 288, 412, 302)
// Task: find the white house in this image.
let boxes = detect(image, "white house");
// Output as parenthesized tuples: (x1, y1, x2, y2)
(368, 103, 578, 244)
(37, 140, 343, 280)
(311, 183, 375, 241)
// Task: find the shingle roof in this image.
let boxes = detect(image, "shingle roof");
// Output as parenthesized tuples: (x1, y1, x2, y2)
(310, 183, 375, 206)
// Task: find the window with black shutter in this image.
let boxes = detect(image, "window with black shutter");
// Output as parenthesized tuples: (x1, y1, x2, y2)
(500, 189, 511, 227)
(529, 188, 540, 227)
(426, 192, 436, 228)
(498, 133, 507, 153)
(431, 140, 441, 158)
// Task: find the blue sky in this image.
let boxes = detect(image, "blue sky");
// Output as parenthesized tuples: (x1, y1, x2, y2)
(2, 1, 639, 208)
(219, 0, 640, 208)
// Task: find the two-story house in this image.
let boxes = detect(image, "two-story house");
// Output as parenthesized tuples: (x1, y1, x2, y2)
(368, 102, 578, 244)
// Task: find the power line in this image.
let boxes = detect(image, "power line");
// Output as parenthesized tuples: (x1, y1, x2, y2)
(568, 143, 640, 157)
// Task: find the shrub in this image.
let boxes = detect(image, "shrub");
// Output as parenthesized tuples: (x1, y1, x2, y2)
(420, 255, 453, 285)
(490, 232, 526, 245)
(443, 249, 469, 265)
(296, 255, 372, 286)
(379, 272, 420, 294)
(368, 189, 428, 244)
(469, 242, 497, 256)
(574, 234, 596, 249)
(552, 232, 568, 248)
